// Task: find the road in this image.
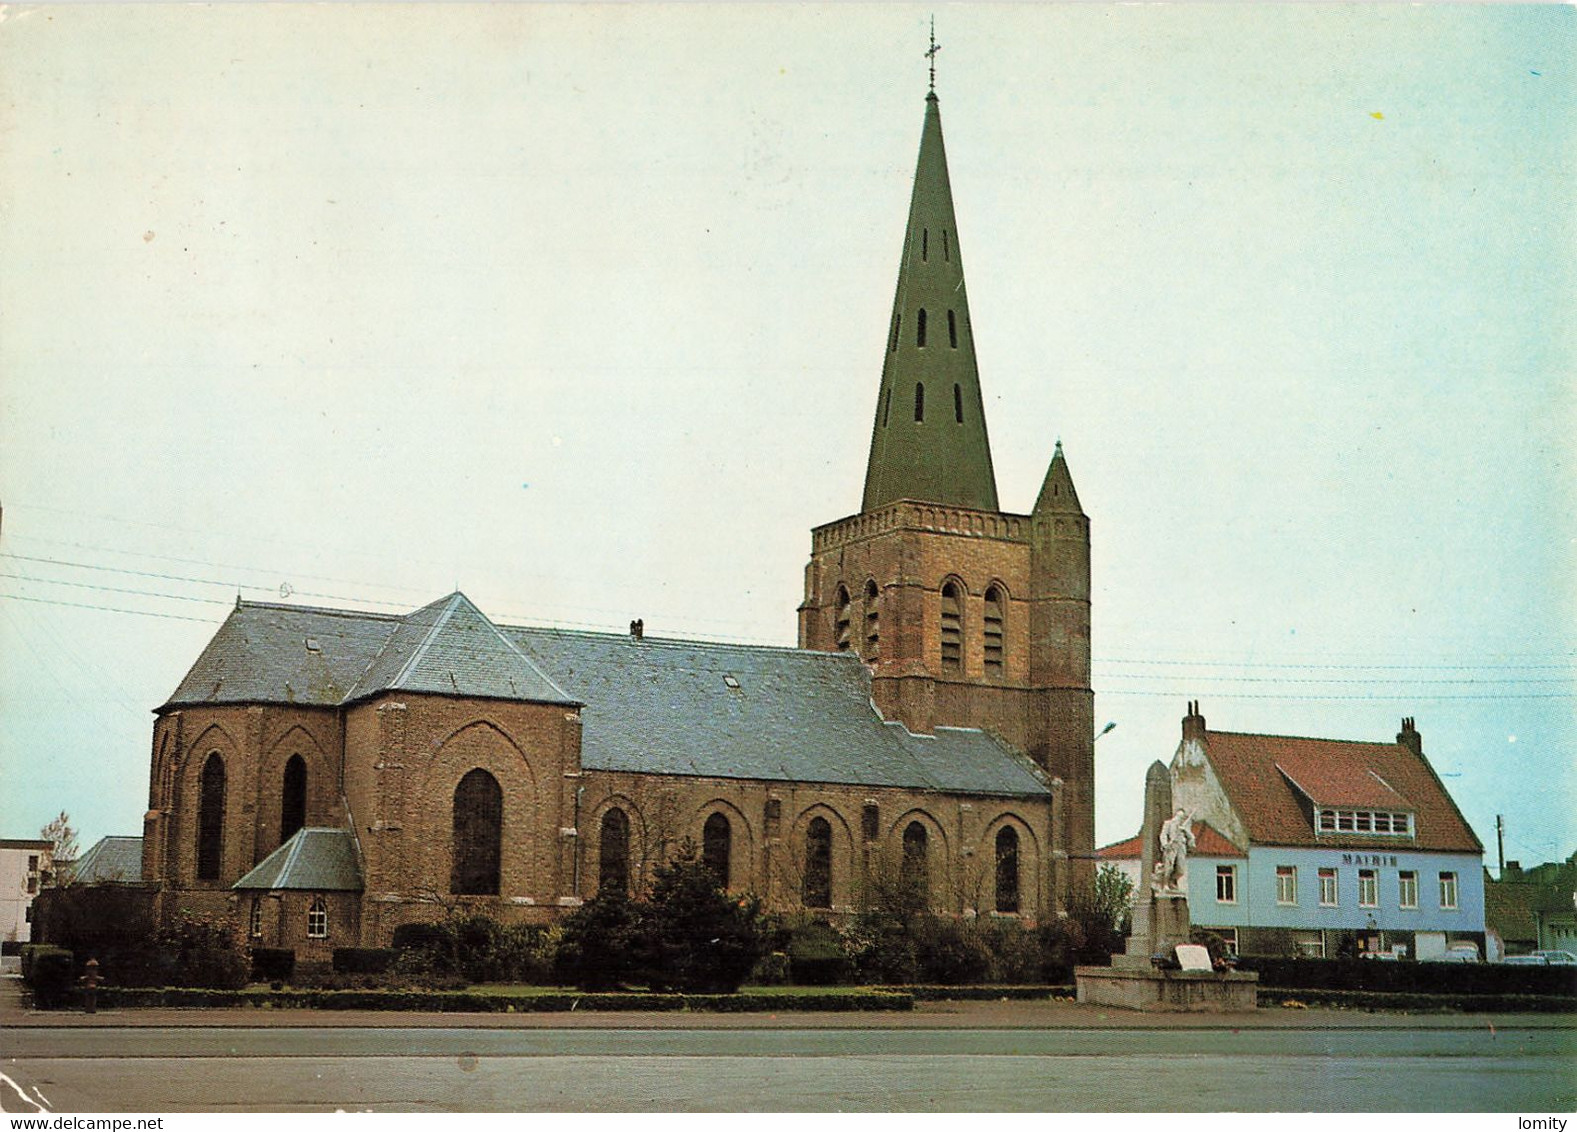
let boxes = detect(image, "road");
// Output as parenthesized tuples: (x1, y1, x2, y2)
(3, 1023, 1574, 1111)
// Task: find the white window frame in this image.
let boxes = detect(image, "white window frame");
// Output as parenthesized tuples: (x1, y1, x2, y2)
(249, 898, 263, 938)
(307, 896, 328, 939)
(1275, 865, 1297, 906)
(1215, 864, 1237, 905)
(1318, 867, 1339, 907)
(1398, 870, 1418, 910)
(1439, 871, 1459, 911)
(1358, 868, 1378, 908)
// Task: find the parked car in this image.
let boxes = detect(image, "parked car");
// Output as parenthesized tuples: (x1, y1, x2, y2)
(1437, 942, 1481, 963)
(1533, 950, 1577, 966)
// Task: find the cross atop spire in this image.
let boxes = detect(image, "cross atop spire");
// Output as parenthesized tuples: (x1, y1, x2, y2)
(926, 17, 941, 94)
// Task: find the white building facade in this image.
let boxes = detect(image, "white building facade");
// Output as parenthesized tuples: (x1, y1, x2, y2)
(0, 839, 53, 947)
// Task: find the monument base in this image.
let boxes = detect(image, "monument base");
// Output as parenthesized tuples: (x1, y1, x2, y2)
(1074, 965, 1259, 1013)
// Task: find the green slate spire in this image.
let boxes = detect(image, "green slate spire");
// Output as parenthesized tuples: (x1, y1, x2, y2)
(862, 91, 1000, 514)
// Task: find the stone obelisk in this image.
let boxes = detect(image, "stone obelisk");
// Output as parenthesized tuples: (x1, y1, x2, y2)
(1112, 760, 1192, 970)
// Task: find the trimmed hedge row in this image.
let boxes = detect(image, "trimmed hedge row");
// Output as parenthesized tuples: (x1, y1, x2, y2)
(874, 984, 1076, 1002)
(1260, 988, 1577, 1014)
(89, 987, 915, 1013)
(1239, 957, 1577, 998)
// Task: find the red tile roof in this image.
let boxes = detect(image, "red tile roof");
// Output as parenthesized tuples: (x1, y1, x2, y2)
(1202, 730, 1481, 853)
(1098, 821, 1245, 860)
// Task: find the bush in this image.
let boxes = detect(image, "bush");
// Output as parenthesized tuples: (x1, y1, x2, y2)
(333, 948, 398, 975)
(153, 914, 247, 990)
(556, 886, 645, 991)
(643, 855, 765, 994)
(750, 951, 791, 986)
(912, 918, 993, 984)
(1237, 956, 1577, 998)
(23, 946, 75, 1009)
(250, 947, 296, 983)
(391, 922, 451, 953)
(787, 920, 854, 986)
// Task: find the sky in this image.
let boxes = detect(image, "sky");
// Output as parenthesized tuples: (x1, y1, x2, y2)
(1, 4, 1572, 867)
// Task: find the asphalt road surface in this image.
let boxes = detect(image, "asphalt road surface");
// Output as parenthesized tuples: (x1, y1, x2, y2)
(3, 1024, 1574, 1112)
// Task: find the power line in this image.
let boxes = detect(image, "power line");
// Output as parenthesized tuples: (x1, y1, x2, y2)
(1100, 688, 1575, 701)
(0, 572, 232, 606)
(0, 593, 221, 624)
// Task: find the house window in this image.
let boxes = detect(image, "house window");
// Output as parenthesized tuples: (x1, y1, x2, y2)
(450, 768, 503, 896)
(803, 816, 832, 909)
(281, 754, 308, 843)
(902, 822, 929, 905)
(1316, 808, 1413, 838)
(702, 812, 731, 890)
(940, 582, 962, 674)
(1275, 866, 1297, 906)
(307, 896, 328, 939)
(1439, 871, 1458, 910)
(1318, 868, 1338, 907)
(197, 751, 226, 882)
(1358, 869, 1378, 908)
(249, 898, 263, 938)
(834, 585, 851, 652)
(599, 807, 631, 894)
(995, 827, 1020, 914)
(1398, 870, 1418, 909)
(26, 876, 38, 895)
(1215, 865, 1237, 904)
(864, 580, 880, 659)
(983, 586, 1005, 677)
(27, 855, 38, 871)
(861, 803, 879, 842)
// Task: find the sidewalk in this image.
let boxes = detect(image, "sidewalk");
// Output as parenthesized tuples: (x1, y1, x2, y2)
(4, 974, 1572, 1031)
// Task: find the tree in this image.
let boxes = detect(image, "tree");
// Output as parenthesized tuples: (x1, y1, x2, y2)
(642, 850, 764, 993)
(1092, 863, 1135, 937)
(40, 811, 78, 875)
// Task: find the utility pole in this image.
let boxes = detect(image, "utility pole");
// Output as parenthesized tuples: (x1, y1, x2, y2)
(1497, 814, 1505, 876)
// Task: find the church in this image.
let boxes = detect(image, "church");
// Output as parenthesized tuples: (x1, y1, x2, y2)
(139, 85, 1096, 961)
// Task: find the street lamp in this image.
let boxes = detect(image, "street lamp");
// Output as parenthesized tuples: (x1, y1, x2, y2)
(1096, 721, 1117, 741)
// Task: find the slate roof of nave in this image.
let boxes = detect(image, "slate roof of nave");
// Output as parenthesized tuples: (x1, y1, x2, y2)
(163, 596, 1051, 799)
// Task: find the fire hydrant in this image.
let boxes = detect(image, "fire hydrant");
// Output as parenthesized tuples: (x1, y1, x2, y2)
(81, 957, 100, 1014)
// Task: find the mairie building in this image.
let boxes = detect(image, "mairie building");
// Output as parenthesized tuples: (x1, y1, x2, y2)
(139, 87, 1097, 961)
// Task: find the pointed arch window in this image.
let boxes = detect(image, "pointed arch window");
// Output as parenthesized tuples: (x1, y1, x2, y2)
(940, 582, 963, 674)
(943, 229, 951, 261)
(901, 821, 929, 904)
(703, 812, 731, 890)
(890, 312, 901, 353)
(803, 816, 832, 909)
(995, 827, 1020, 913)
(883, 387, 892, 427)
(599, 807, 630, 894)
(197, 751, 226, 882)
(916, 309, 927, 348)
(863, 579, 880, 660)
(307, 895, 328, 939)
(914, 383, 925, 422)
(947, 310, 957, 349)
(281, 754, 307, 843)
(249, 897, 264, 939)
(451, 768, 503, 895)
(922, 227, 929, 262)
(953, 383, 963, 424)
(834, 585, 852, 651)
(983, 585, 1005, 678)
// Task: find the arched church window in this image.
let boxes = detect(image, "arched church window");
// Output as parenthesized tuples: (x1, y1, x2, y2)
(249, 897, 263, 939)
(940, 582, 963, 674)
(703, 812, 731, 889)
(890, 313, 901, 353)
(943, 229, 951, 261)
(281, 754, 307, 843)
(953, 383, 963, 423)
(995, 826, 1020, 913)
(883, 387, 892, 427)
(864, 579, 880, 659)
(917, 309, 927, 348)
(450, 768, 502, 895)
(901, 821, 929, 904)
(599, 807, 630, 894)
(834, 585, 851, 651)
(803, 816, 832, 909)
(983, 585, 1005, 678)
(948, 310, 957, 349)
(914, 383, 925, 422)
(922, 227, 929, 262)
(197, 751, 226, 882)
(307, 896, 328, 939)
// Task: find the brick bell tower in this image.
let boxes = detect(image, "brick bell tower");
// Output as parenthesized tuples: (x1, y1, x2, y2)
(797, 86, 1095, 900)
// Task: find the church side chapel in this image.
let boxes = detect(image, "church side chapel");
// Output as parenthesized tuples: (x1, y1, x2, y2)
(140, 78, 1097, 959)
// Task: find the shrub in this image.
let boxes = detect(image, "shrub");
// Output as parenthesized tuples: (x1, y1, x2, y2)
(391, 921, 451, 953)
(642, 854, 765, 994)
(333, 948, 398, 975)
(785, 920, 853, 985)
(23, 946, 75, 1009)
(155, 914, 247, 990)
(912, 918, 992, 984)
(556, 886, 645, 991)
(250, 947, 296, 983)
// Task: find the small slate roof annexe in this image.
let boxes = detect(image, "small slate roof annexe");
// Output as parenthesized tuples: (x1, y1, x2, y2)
(233, 828, 364, 892)
(164, 594, 1050, 799)
(65, 836, 144, 884)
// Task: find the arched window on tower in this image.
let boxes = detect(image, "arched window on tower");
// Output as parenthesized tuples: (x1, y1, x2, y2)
(922, 227, 929, 261)
(953, 383, 963, 424)
(914, 383, 925, 422)
(281, 754, 307, 843)
(599, 807, 630, 894)
(890, 312, 901, 353)
(451, 768, 503, 895)
(995, 827, 1021, 913)
(703, 812, 731, 889)
(940, 582, 963, 674)
(917, 309, 927, 348)
(864, 579, 880, 660)
(197, 751, 226, 882)
(901, 821, 929, 905)
(943, 229, 951, 261)
(803, 817, 832, 909)
(948, 310, 957, 349)
(834, 585, 851, 651)
(883, 387, 892, 427)
(983, 585, 1005, 678)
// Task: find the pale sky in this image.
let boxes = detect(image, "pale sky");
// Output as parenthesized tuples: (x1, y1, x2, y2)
(1, 4, 1572, 867)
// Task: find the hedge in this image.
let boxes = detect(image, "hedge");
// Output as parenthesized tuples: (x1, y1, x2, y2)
(88, 987, 915, 1013)
(1260, 988, 1577, 1014)
(1238, 957, 1577, 999)
(874, 984, 1075, 1002)
(21, 946, 75, 1010)
(250, 948, 295, 983)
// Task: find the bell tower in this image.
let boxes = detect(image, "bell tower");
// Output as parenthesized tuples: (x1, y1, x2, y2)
(797, 81, 1095, 898)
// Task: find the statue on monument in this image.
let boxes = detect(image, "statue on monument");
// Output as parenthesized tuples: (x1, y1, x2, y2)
(1154, 807, 1195, 894)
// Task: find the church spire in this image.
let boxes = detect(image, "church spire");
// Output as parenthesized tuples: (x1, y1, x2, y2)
(861, 86, 999, 514)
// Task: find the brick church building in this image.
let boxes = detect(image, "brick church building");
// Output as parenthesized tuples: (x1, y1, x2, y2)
(140, 88, 1096, 959)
